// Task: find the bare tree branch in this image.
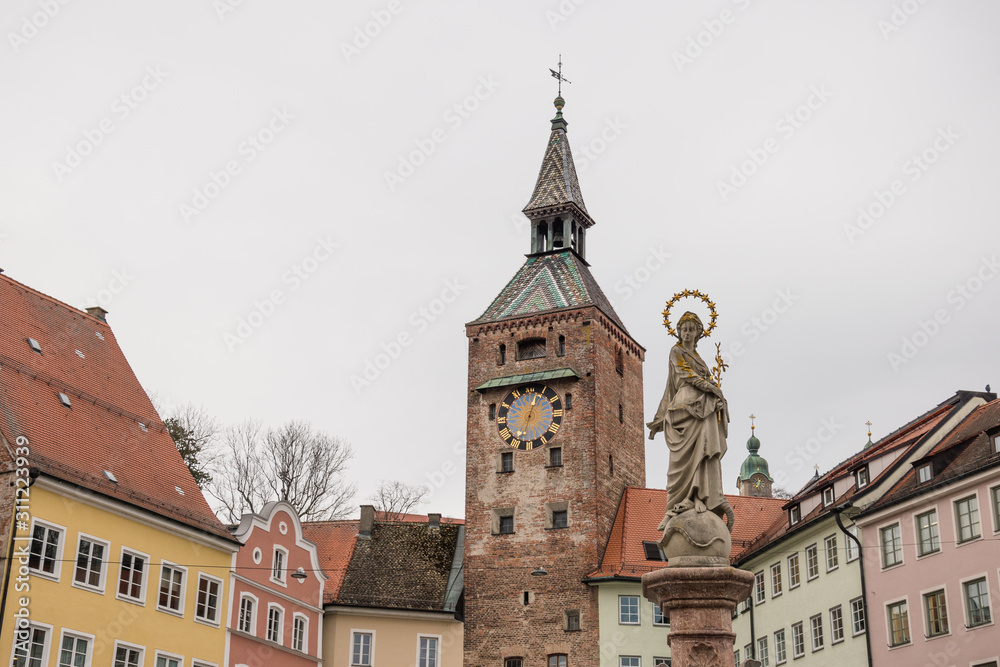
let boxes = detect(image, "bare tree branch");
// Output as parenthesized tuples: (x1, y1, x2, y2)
(369, 479, 429, 521)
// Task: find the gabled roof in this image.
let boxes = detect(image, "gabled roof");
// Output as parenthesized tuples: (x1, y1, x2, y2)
(304, 512, 464, 609)
(584, 487, 786, 580)
(470, 251, 629, 334)
(0, 274, 234, 541)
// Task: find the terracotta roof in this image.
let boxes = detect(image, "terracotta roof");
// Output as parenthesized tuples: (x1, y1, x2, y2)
(0, 274, 234, 541)
(585, 487, 786, 580)
(303, 512, 464, 606)
(470, 251, 629, 334)
(523, 125, 590, 219)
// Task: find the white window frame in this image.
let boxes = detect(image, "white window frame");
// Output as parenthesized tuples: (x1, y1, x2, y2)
(56, 629, 94, 667)
(652, 602, 668, 626)
(790, 622, 805, 658)
(845, 525, 860, 562)
(822, 486, 835, 506)
(111, 640, 144, 667)
(271, 546, 289, 585)
(774, 629, 786, 665)
(153, 650, 184, 667)
(879, 522, 903, 569)
(191, 661, 218, 667)
(349, 629, 375, 666)
(619, 595, 640, 624)
(789, 505, 800, 525)
(954, 492, 982, 544)
(756, 636, 769, 666)
(10, 621, 53, 667)
(960, 573, 993, 628)
(809, 613, 824, 652)
(856, 466, 869, 489)
(830, 605, 844, 644)
(824, 534, 838, 572)
(28, 518, 66, 581)
(72, 532, 109, 594)
(787, 553, 800, 589)
(805, 544, 819, 580)
(238, 592, 258, 634)
(770, 562, 782, 598)
(754, 571, 766, 604)
(156, 561, 187, 616)
(194, 573, 223, 627)
(921, 586, 950, 638)
(991, 484, 1000, 534)
(266, 603, 284, 644)
(914, 508, 941, 557)
(850, 596, 866, 636)
(619, 657, 641, 667)
(416, 634, 441, 667)
(292, 613, 309, 652)
(886, 597, 911, 647)
(116, 547, 149, 605)
(917, 463, 932, 484)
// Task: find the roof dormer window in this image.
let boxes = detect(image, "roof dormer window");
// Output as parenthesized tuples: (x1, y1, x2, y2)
(822, 487, 835, 507)
(789, 505, 801, 526)
(856, 467, 869, 489)
(27, 338, 42, 354)
(917, 463, 932, 484)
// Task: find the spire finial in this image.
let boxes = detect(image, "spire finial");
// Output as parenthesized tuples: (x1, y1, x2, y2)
(749, 413, 756, 433)
(866, 420, 872, 439)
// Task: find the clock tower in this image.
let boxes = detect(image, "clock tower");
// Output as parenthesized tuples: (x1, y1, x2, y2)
(463, 94, 646, 666)
(736, 425, 773, 498)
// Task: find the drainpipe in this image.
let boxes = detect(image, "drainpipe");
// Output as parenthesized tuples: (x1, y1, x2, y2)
(833, 503, 872, 667)
(748, 592, 756, 660)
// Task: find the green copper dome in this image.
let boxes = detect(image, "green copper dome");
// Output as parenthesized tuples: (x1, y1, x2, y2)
(738, 432, 773, 482)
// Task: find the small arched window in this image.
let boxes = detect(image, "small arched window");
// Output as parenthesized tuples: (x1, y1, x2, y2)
(619, 403, 624, 424)
(499, 344, 506, 365)
(609, 455, 614, 476)
(616, 347, 624, 375)
(565, 393, 573, 410)
(557, 335, 566, 357)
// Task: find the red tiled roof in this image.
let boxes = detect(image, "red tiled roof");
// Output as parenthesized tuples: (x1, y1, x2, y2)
(926, 398, 1000, 457)
(585, 487, 786, 579)
(0, 275, 233, 541)
(303, 512, 464, 604)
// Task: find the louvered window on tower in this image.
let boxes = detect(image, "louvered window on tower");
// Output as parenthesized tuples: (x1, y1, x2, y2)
(517, 338, 546, 360)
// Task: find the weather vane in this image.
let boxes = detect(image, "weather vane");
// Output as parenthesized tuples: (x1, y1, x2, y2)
(550, 54, 571, 97)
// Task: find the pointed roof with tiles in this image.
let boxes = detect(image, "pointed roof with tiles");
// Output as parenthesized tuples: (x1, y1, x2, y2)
(0, 273, 235, 541)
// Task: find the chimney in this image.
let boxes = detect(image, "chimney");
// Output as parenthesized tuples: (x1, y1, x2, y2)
(86, 306, 108, 322)
(428, 513, 441, 530)
(359, 504, 375, 540)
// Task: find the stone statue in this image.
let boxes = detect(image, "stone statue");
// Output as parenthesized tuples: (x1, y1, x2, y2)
(647, 311, 734, 566)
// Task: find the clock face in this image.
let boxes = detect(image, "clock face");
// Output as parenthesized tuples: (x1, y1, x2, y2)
(753, 478, 764, 490)
(496, 383, 563, 451)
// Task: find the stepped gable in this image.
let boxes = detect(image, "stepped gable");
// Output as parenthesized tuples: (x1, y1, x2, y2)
(471, 250, 629, 334)
(0, 274, 233, 540)
(584, 487, 786, 580)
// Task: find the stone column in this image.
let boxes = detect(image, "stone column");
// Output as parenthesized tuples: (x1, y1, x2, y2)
(642, 567, 753, 667)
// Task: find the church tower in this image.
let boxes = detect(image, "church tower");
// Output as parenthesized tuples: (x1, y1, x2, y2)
(736, 420, 773, 497)
(463, 93, 646, 666)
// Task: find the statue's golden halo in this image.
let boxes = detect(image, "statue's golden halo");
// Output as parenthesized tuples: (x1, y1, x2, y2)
(662, 289, 719, 338)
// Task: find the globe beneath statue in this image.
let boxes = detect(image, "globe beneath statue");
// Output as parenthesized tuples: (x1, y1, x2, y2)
(660, 508, 732, 567)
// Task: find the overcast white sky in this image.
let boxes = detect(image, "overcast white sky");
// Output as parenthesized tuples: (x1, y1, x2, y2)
(3, 0, 999, 520)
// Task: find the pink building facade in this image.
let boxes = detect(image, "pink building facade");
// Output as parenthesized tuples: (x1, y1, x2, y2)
(228, 501, 326, 667)
(857, 398, 1000, 667)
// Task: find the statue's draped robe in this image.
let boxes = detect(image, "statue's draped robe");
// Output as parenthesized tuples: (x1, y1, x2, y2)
(648, 343, 730, 522)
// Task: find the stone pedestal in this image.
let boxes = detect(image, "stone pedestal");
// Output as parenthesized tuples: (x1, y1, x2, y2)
(642, 567, 753, 667)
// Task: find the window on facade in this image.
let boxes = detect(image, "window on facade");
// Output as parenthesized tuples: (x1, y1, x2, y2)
(552, 509, 568, 528)
(791, 622, 804, 658)
(59, 634, 89, 667)
(238, 596, 255, 633)
(616, 347, 624, 374)
(643, 541, 665, 561)
(856, 467, 869, 488)
(549, 447, 563, 467)
(505, 660, 523, 667)
(272, 548, 287, 582)
(789, 505, 800, 525)
(917, 463, 932, 484)
(787, 554, 800, 588)
(28, 522, 62, 576)
(195, 575, 221, 624)
(517, 338, 546, 360)
(880, 524, 902, 568)
(114, 645, 142, 667)
(734, 649, 740, 666)
(499, 514, 514, 535)
(824, 535, 838, 571)
(619, 595, 640, 624)
(770, 563, 782, 597)
(158, 564, 184, 613)
(565, 609, 581, 631)
(652, 603, 668, 626)
(653, 659, 670, 667)
(351, 632, 372, 666)
(810, 614, 824, 651)
(609, 455, 614, 476)
(418, 637, 439, 667)
(548, 655, 568, 667)
(754, 571, 766, 604)
(924, 589, 949, 637)
(822, 487, 835, 506)
(293, 615, 307, 651)
(744, 643, 752, 662)
(13, 625, 48, 667)
(805, 544, 819, 580)
(845, 525, 860, 562)
(499, 344, 506, 365)
(74, 536, 106, 589)
(916, 509, 940, 556)
(620, 657, 640, 667)
(565, 393, 572, 410)
(774, 629, 786, 664)
(888, 601, 911, 646)
(830, 605, 844, 643)
(993, 485, 1000, 533)
(955, 495, 982, 543)
(755, 637, 768, 666)
(850, 597, 866, 635)
(155, 655, 180, 667)
(500, 451, 514, 473)
(489, 403, 496, 421)
(118, 551, 146, 601)
(618, 403, 624, 424)
(267, 606, 283, 643)
(964, 577, 992, 627)
(557, 335, 566, 356)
